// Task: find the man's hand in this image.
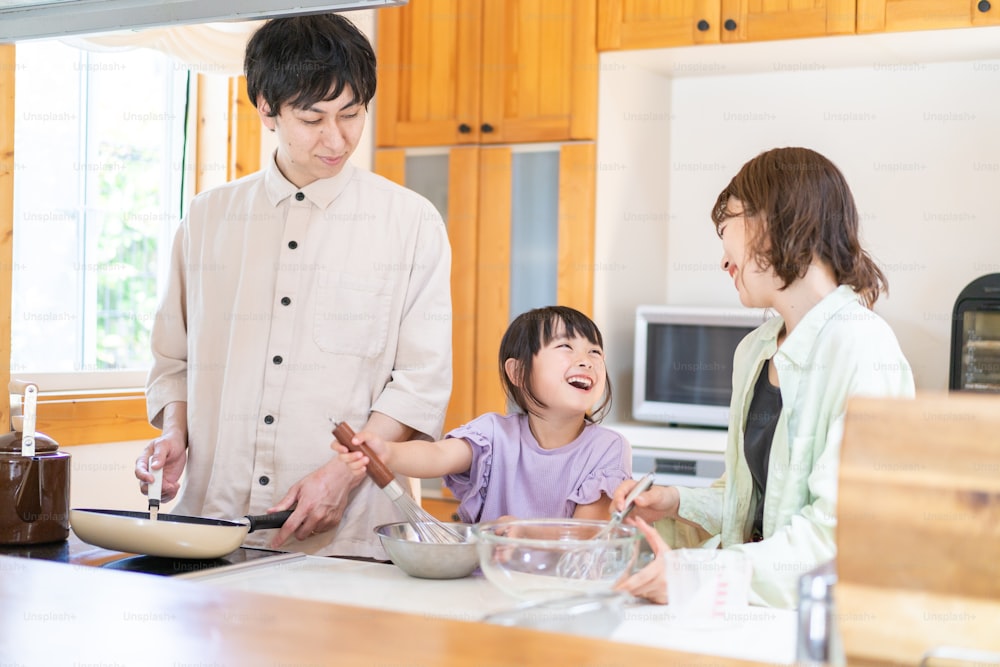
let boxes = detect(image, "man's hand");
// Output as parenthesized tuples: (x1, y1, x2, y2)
(136, 401, 188, 503)
(135, 432, 187, 503)
(269, 411, 415, 548)
(266, 457, 360, 548)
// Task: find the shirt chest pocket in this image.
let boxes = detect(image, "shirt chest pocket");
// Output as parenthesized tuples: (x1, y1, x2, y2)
(313, 270, 391, 358)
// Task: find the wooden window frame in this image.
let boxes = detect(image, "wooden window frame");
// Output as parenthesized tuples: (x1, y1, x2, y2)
(0, 54, 257, 445)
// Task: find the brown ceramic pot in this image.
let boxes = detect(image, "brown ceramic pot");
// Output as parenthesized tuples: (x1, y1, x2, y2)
(0, 431, 70, 545)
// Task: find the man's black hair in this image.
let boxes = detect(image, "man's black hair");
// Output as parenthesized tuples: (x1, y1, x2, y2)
(244, 14, 377, 116)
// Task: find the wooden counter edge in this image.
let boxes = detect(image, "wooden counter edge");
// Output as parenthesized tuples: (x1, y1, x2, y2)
(0, 554, 777, 666)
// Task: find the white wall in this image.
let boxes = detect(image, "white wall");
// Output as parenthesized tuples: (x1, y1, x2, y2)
(595, 26, 1000, 422)
(593, 59, 674, 421)
(69, 440, 179, 512)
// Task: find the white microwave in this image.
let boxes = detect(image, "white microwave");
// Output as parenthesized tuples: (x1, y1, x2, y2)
(632, 305, 769, 428)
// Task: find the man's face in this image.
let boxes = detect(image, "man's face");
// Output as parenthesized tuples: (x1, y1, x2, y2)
(258, 85, 366, 188)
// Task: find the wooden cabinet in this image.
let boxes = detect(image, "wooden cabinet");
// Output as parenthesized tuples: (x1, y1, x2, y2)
(375, 1, 599, 431)
(598, 0, 722, 48)
(597, 0, 856, 50)
(421, 493, 461, 522)
(374, 143, 596, 429)
(375, 0, 597, 147)
(858, 0, 1000, 32)
(722, 0, 856, 42)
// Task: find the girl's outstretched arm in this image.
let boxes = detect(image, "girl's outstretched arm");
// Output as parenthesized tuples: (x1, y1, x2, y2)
(333, 431, 473, 479)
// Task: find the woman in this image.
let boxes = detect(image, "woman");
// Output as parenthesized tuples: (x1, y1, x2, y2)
(614, 147, 915, 608)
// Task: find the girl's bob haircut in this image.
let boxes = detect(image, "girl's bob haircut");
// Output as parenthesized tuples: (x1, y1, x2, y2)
(498, 305, 612, 423)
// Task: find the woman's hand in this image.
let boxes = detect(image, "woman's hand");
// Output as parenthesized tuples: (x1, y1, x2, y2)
(614, 516, 671, 604)
(611, 479, 679, 524)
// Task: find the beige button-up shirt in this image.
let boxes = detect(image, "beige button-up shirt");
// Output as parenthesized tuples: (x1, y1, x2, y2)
(146, 157, 453, 558)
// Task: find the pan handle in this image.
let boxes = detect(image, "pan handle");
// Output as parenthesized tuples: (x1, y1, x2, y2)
(245, 510, 294, 533)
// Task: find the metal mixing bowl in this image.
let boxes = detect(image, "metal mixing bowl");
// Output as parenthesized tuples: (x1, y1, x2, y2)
(374, 521, 479, 579)
(474, 518, 640, 602)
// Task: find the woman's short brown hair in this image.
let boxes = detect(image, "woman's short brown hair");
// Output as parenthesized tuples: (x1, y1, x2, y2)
(711, 147, 887, 308)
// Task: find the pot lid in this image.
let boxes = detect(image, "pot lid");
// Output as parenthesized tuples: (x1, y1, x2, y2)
(0, 431, 59, 454)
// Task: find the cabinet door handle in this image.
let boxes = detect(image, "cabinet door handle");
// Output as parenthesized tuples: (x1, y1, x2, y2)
(723, 18, 737, 31)
(978, 0, 991, 12)
(480, 123, 495, 133)
(696, 19, 710, 32)
(458, 123, 472, 133)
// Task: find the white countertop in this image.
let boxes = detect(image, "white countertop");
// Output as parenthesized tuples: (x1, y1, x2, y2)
(194, 555, 796, 664)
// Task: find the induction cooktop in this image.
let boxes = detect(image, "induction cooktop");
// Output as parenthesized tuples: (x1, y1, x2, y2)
(101, 547, 299, 578)
(0, 537, 304, 578)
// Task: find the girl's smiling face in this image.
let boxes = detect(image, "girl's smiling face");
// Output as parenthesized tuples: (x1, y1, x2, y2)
(718, 197, 782, 309)
(525, 324, 607, 418)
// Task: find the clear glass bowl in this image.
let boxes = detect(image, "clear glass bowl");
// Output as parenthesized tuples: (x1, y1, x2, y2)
(473, 518, 640, 602)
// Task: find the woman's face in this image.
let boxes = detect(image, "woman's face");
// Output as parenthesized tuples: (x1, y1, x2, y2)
(718, 197, 781, 308)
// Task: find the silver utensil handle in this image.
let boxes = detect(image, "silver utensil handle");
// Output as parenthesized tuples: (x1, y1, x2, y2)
(21, 384, 38, 457)
(612, 472, 655, 522)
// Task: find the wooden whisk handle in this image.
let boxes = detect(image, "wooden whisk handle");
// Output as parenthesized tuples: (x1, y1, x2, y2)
(332, 422, 396, 489)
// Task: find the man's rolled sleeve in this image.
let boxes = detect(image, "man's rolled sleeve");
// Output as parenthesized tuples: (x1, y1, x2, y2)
(371, 203, 452, 439)
(145, 222, 190, 428)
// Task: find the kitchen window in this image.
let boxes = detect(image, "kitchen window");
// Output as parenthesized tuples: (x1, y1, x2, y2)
(11, 40, 190, 391)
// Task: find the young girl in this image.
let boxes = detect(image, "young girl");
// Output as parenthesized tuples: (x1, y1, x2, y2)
(613, 147, 915, 608)
(333, 305, 631, 522)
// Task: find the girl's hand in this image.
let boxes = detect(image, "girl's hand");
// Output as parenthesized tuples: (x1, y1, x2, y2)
(332, 448, 369, 483)
(330, 430, 391, 483)
(614, 516, 671, 604)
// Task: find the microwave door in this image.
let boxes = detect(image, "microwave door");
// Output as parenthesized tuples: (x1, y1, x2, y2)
(951, 302, 1000, 392)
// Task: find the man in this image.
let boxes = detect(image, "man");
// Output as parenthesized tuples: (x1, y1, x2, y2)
(135, 14, 452, 558)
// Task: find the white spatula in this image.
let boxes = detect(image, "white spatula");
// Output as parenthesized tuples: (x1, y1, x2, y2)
(148, 465, 163, 522)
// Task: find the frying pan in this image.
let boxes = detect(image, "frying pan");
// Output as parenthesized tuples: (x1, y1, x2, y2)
(69, 508, 293, 559)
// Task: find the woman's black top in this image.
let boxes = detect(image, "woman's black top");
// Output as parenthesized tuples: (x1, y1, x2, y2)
(743, 358, 782, 542)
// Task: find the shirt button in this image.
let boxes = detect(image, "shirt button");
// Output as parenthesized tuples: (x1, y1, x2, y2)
(288, 240, 298, 250)
(294, 192, 305, 201)
(273, 355, 283, 365)
(280, 296, 291, 306)
(259, 476, 270, 486)
(264, 415, 274, 425)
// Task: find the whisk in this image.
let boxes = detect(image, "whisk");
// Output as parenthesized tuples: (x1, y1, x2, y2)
(593, 471, 655, 540)
(555, 472, 656, 579)
(331, 421, 465, 544)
